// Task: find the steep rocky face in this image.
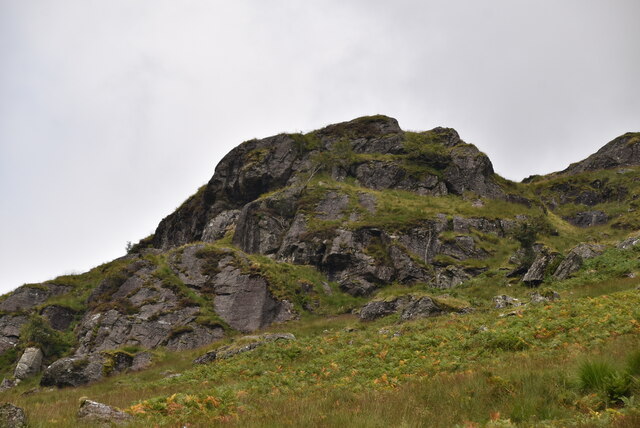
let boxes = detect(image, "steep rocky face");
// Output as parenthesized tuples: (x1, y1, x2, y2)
(560, 133, 640, 175)
(151, 115, 507, 251)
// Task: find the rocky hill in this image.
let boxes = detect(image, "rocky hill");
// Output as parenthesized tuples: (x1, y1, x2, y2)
(1, 115, 640, 427)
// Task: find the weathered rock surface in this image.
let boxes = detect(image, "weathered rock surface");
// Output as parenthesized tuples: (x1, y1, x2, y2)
(41, 354, 106, 388)
(0, 284, 70, 312)
(194, 333, 296, 364)
(14, 347, 43, 380)
(522, 250, 557, 285)
(561, 133, 640, 175)
(212, 264, 296, 332)
(553, 243, 605, 280)
(359, 295, 469, 321)
(565, 210, 609, 228)
(493, 295, 521, 309)
(40, 305, 76, 331)
(0, 403, 26, 428)
(618, 236, 640, 250)
(0, 315, 28, 356)
(77, 399, 131, 425)
(530, 290, 560, 304)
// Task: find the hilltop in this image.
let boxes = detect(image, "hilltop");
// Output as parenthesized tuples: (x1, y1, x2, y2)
(1, 115, 640, 427)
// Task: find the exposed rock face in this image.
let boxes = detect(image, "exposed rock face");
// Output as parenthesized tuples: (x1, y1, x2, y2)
(359, 295, 469, 321)
(0, 284, 70, 312)
(522, 250, 557, 286)
(14, 347, 43, 380)
(0, 315, 28, 355)
(40, 305, 76, 331)
(565, 210, 609, 228)
(149, 115, 507, 253)
(561, 133, 640, 175)
(212, 265, 295, 333)
(0, 403, 26, 428)
(77, 399, 131, 425)
(41, 354, 106, 388)
(553, 243, 605, 280)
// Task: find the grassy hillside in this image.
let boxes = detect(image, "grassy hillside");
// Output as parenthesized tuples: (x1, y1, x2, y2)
(2, 244, 640, 427)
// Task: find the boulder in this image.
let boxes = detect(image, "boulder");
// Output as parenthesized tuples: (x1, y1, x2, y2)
(530, 290, 560, 304)
(618, 236, 640, 250)
(553, 243, 605, 280)
(0, 378, 19, 392)
(359, 300, 400, 321)
(493, 295, 521, 309)
(522, 251, 556, 285)
(399, 297, 444, 321)
(14, 347, 43, 380)
(40, 355, 105, 388)
(77, 399, 131, 425)
(0, 403, 26, 428)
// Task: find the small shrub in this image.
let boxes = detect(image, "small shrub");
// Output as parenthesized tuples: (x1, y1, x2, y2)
(578, 360, 631, 402)
(21, 315, 76, 358)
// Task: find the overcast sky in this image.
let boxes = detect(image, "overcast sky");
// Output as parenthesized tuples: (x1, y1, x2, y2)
(1, 0, 639, 294)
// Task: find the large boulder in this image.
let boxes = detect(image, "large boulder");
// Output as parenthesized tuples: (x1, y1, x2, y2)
(553, 243, 605, 280)
(40, 355, 105, 388)
(14, 347, 43, 380)
(77, 399, 131, 425)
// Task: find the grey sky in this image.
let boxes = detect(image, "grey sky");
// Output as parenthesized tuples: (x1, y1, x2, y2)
(1, 0, 639, 293)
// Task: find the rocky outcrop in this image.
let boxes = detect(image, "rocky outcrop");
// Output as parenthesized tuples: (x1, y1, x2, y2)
(0, 315, 28, 355)
(530, 290, 560, 304)
(553, 243, 605, 280)
(40, 349, 150, 388)
(77, 399, 131, 425)
(0, 284, 70, 312)
(193, 333, 296, 364)
(148, 115, 508, 252)
(565, 210, 609, 228)
(14, 347, 43, 380)
(522, 250, 557, 286)
(41, 354, 106, 388)
(618, 236, 640, 250)
(40, 305, 76, 331)
(560, 133, 640, 175)
(359, 294, 470, 321)
(0, 403, 26, 428)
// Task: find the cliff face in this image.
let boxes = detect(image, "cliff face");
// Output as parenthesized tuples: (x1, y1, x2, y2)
(152, 115, 506, 250)
(1, 115, 639, 390)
